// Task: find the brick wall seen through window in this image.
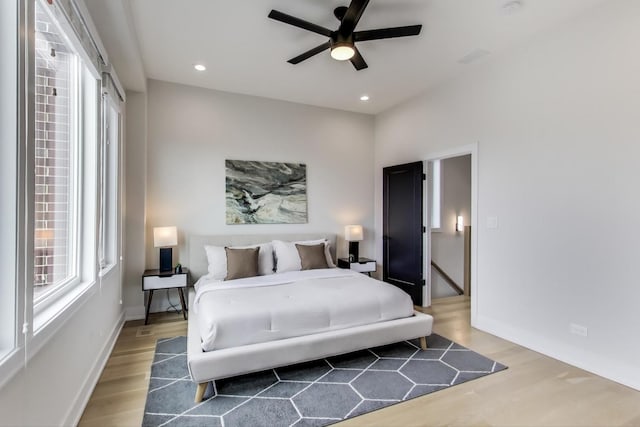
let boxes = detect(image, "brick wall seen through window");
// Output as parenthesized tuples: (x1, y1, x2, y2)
(34, 4, 77, 300)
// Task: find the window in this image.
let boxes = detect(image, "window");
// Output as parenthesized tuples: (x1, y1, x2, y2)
(33, 2, 80, 302)
(32, 0, 99, 324)
(430, 159, 442, 231)
(1, 0, 122, 380)
(99, 95, 121, 272)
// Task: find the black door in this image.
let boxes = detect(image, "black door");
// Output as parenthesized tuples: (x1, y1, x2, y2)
(383, 161, 424, 305)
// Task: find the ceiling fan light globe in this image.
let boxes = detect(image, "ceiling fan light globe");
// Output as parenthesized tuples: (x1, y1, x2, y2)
(331, 45, 355, 61)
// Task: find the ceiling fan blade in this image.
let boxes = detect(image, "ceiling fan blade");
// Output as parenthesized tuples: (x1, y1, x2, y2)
(268, 10, 332, 37)
(339, 0, 370, 35)
(288, 41, 332, 64)
(350, 46, 368, 70)
(354, 25, 422, 42)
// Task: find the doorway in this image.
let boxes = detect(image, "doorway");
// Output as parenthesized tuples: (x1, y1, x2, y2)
(424, 144, 477, 312)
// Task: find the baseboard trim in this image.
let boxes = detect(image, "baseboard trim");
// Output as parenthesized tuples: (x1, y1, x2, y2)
(474, 314, 640, 392)
(64, 310, 125, 426)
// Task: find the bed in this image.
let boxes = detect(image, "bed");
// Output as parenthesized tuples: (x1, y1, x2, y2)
(186, 233, 434, 402)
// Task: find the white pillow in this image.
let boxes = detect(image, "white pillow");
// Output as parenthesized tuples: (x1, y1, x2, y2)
(204, 242, 274, 280)
(272, 239, 335, 273)
(204, 246, 227, 280)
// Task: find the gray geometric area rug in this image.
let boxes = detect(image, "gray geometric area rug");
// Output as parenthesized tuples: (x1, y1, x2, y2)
(143, 334, 507, 427)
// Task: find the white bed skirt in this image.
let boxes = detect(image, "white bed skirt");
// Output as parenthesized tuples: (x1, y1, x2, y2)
(187, 289, 434, 384)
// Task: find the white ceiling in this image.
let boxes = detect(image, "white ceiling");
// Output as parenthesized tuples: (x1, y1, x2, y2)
(84, 0, 606, 114)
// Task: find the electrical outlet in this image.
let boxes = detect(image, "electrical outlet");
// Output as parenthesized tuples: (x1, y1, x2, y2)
(569, 323, 588, 337)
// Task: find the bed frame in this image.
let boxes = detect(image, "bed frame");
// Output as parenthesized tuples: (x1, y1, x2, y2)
(186, 234, 434, 402)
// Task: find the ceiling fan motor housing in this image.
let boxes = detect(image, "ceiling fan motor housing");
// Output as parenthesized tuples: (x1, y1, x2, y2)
(332, 32, 354, 48)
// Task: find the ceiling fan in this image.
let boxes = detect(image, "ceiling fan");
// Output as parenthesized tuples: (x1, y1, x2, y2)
(268, 0, 422, 70)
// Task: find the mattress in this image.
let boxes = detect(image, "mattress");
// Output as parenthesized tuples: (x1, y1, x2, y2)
(193, 268, 414, 351)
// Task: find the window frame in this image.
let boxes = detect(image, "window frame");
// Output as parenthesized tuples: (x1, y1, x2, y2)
(32, 0, 85, 316)
(0, 0, 23, 388)
(32, 41, 82, 306)
(31, 59, 100, 343)
(30, 0, 101, 339)
(98, 92, 121, 276)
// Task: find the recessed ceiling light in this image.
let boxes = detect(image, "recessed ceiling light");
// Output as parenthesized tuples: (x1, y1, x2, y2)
(194, 64, 206, 71)
(360, 95, 370, 101)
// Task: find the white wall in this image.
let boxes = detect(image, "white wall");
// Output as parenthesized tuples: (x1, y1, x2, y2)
(431, 155, 471, 298)
(136, 79, 375, 313)
(374, 0, 640, 390)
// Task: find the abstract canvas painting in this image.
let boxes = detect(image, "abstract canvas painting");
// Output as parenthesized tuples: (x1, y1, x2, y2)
(226, 160, 308, 224)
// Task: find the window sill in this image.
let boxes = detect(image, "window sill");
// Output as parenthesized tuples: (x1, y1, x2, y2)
(31, 280, 97, 359)
(99, 263, 116, 279)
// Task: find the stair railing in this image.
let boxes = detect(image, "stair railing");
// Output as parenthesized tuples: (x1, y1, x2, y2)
(430, 260, 464, 295)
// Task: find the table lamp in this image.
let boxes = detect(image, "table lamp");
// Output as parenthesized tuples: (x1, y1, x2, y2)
(345, 225, 363, 262)
(154, 226, 177, 272)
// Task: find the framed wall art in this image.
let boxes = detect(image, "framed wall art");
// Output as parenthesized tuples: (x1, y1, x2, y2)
(225, 160, 308, 224)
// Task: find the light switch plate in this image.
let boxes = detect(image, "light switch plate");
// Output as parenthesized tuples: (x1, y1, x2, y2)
(487, 216, 498, 229)
(569, 323, 588, 337)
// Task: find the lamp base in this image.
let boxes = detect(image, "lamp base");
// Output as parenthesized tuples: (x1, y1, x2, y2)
(159, 247, 173, 272)
(348, 241, 359, 263)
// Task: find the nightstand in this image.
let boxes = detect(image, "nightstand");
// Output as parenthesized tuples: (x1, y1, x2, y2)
(337, 258, 376, 276)
(142, 268, 189, 325)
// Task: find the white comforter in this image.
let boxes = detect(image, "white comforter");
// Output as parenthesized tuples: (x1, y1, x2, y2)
(193, 268, 414, 351)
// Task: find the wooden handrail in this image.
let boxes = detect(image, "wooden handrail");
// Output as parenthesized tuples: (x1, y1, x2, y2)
(431, 260, 464, 295)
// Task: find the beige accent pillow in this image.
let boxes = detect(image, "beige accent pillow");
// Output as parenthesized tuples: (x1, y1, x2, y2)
(225, 247, 259, 280)
(295, 243, 329, 270)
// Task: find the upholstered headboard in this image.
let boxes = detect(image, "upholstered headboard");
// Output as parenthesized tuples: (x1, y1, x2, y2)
(188, 233, 337, 281)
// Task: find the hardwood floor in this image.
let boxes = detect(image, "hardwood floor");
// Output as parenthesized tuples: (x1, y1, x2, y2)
(78, 312, 188, 426)
(79, 297, 640, 426)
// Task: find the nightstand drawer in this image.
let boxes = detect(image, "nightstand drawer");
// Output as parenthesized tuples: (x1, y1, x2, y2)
(143, 273, 187, 290)
(351, 261, 376, 273)
(338, 258, 376, 274)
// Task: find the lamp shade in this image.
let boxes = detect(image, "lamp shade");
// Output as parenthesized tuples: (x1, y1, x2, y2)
(345, 225, 363, 242)
(153, 226, 178, 247)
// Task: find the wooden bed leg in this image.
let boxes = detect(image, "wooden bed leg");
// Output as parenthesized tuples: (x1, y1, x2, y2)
(419, 336, 428, 350)
(195, 382, 208, 403)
